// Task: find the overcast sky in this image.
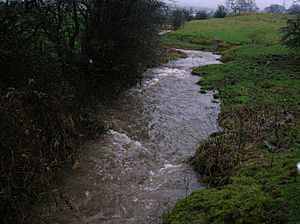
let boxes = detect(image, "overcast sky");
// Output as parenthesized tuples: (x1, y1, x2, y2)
(173, 0, 294, 9)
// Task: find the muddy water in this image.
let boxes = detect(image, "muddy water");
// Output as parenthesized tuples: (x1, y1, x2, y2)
(48, 50, 222, 224)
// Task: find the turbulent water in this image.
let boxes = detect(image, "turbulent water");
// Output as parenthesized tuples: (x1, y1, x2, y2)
(47, 50, 222, 224)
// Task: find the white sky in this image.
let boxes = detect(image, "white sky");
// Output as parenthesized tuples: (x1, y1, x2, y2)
(173, 0, 294, 9)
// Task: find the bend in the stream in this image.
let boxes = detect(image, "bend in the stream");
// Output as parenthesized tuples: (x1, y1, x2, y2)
(46, 49, 222, 224)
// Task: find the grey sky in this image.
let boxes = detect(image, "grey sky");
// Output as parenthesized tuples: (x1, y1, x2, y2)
(174, 0, 294, 9)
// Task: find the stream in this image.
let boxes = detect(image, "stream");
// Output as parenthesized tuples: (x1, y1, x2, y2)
(47, 49, 222, 224)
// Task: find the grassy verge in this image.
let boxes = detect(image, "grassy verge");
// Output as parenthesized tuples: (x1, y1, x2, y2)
(163, 13, 300, 223)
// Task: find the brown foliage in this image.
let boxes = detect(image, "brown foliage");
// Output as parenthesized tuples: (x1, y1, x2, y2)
(191, 106, 295, 187)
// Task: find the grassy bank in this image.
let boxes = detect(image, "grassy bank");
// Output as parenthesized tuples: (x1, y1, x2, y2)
(163, 13, 300, 223)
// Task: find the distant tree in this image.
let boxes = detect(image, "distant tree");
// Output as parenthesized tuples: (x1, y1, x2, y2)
(189, 7, 196, 17)
(207, 9, 215, 18)
(171, 8, 184, 29)
(282, 1, 300, 48)
(226, 0, 239, 13)
(170, 7, 194, 29)
(287, 4, 300, 14)
(239, 0, 259, 12)
(195, 9, 208, 20)
(214, 4, 227, 18)
(264, 4, 286, 13)
(183, 7, 194, 21)
(282, 16, 300, 48)
(226, 0, 259, 14)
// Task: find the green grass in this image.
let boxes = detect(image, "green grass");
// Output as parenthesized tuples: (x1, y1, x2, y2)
(163, 13, 300, 224)
(164, 148, 300, 224)
(194, 45, 300, 113)
(162, 13, 289, 50)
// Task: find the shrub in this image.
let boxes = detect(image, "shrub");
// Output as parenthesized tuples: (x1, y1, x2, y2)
(214, 5, 227, 18)
(195, 10, 209, 20)
(282, 15, 300, 48)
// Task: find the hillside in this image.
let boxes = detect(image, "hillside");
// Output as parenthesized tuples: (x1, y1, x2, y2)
(162, 13, 289, 50)
(163, 13, 300, 224)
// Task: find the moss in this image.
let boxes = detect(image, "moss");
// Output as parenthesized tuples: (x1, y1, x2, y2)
(165, 148, 300, 224)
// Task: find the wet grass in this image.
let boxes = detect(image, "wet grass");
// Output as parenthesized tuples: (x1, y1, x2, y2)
(164, 147, 300, 224)
(163, 13, 300, 224)
(194, 45, 300, 113)
(162, 13, 289, 51)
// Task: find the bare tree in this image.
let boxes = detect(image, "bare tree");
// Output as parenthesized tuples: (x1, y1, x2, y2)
(214, 4, 227, 18)
(195, 9, 209, 20)
(226, 0, 239, 13)
(287, 3, 300, 14)
(264, 4, 286, 14)
(226, 0, 259, 14)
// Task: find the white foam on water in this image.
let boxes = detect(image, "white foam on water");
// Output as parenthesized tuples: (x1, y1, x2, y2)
(109, 130, 145, 151)
(153, 68, 189, 79)
(158, 163, 182, 174)
(166, 49, 222, 69)
(45, 49, 223, 224)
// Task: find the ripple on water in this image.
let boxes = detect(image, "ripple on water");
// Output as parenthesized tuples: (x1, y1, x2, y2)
(46, 50, 222, 224)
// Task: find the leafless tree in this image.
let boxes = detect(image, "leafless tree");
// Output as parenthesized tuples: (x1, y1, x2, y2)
(226, 0, 259, 14)
(264, 4, 286, 14)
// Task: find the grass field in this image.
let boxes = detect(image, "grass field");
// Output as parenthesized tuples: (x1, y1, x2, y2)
(163, 13, 300, 224)
(162, 13, 288, 50)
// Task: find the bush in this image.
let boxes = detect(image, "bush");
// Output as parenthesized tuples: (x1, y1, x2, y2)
(195, 10, 209, 20)
(214, 5, 227, 18)
(282, 15, 300, 48)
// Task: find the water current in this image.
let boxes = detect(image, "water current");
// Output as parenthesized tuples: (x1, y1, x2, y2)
(48, 49, 222, 224)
